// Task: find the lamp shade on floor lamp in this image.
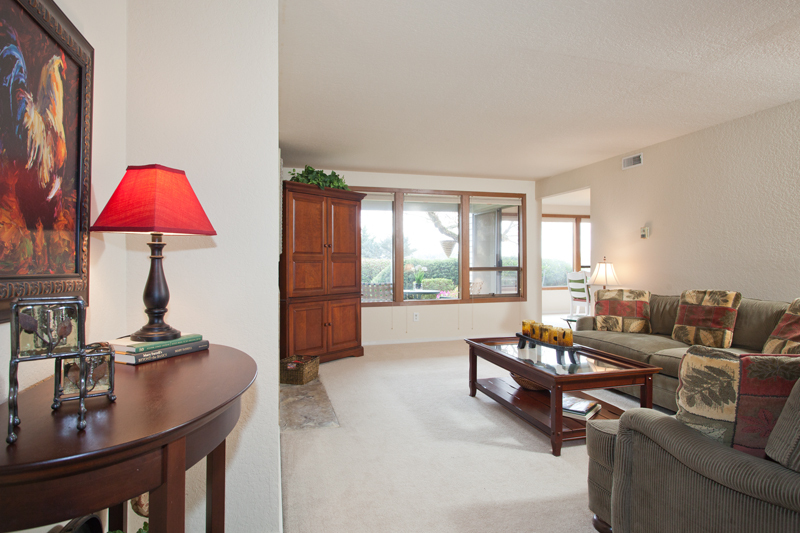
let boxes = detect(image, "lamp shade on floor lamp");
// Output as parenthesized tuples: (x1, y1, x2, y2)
(91, 164, 216, 341)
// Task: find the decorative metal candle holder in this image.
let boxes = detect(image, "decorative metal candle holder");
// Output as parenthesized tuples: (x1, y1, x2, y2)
(7, 297, 116, 444)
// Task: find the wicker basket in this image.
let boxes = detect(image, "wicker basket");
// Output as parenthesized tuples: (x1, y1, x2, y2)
(280, 356, 320, 385)
(510, 372, 547, 391)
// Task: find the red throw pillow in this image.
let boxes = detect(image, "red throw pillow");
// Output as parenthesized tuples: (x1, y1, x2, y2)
(763, 298, 800, 354)
(672, 290, 742, 348)
(594, 289, 651, 333)
(677, 346, 800, 458)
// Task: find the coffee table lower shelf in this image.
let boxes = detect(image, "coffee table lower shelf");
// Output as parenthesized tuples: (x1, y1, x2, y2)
(476, 376, 624, 445)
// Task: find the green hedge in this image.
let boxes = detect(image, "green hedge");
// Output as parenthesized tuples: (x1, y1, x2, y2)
(542, 258, 572, 287)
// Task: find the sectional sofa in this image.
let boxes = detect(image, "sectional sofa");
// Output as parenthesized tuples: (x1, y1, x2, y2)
(574, 294, 789, 411)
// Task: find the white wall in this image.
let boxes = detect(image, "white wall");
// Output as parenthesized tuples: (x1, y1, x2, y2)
(541, 204, 590, 216)
(542, 289, 570, 314)
(537, 99, 800, 301)
(0, 2, 129, 532)
(280, 169, 542, 341)
(126, 1, 281, 532)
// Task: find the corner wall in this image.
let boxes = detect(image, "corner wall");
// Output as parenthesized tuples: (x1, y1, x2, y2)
(127, 1, 281, 531)
(0, 2, 129, 531)
(537, 99, 800, 301)
(280, 169, 541, 341)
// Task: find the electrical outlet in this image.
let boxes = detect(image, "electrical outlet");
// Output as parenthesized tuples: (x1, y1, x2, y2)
(413, 312, 419, 322)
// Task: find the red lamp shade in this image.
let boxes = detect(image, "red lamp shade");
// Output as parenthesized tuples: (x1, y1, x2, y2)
(90, 164, 216, 235)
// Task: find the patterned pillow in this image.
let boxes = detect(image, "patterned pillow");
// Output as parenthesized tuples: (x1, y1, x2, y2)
(676, 346, 800, 458)
(594, 289, 651, 333)
(763, 298, 800, 354)
(672, 290, 742, 348)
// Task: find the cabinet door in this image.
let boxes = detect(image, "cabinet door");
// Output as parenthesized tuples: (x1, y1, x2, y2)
(327, 297, 361, 352)
(327, 197, 361, 294)
(286, 192, 327, 297)
(286, 301, 327, 356)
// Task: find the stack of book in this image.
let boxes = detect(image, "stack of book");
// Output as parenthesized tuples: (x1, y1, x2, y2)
(562, 394, 602, 421)
(112, 333, 209, 365)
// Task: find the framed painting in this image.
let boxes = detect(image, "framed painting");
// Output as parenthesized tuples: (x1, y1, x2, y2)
(0, 0, 93, 322)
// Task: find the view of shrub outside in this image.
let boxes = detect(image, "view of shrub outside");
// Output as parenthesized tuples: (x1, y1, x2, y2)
(541, 217, 591, 287)
(403, 194, 460, 300)
(360, 189, 526, 303)
(361, 193, 394, 302)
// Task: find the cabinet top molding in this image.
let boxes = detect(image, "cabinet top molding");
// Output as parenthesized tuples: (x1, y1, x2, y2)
(283, 180, 367, 200)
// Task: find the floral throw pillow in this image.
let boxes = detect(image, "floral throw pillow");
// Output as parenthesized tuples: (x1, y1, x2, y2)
(672, 290, 742, 348)
(594, 289, 651, 333)
(676, 346, 800, 458)
(763, 298, 800, 354)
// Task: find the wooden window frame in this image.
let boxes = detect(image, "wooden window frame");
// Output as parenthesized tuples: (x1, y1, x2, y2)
(355, 187, 527, 307)
(541, 214, 590, 291)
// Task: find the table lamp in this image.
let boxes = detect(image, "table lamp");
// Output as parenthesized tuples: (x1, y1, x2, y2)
(588, 256, 619, 290)
(90, 164, 216, 341)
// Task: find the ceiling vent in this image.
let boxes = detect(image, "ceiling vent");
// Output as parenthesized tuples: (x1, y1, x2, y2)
(622, 153, 643, 170)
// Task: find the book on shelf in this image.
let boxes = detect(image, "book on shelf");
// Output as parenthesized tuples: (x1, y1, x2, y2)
(563, 403, 602, 421)
(115, 339, 210, 365)
(110, 333, 203, 353)
(562, 394, 600, 415)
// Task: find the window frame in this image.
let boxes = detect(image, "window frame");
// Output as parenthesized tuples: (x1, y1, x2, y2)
(541, 214, 590, 291)
(354, 187, 526, 306)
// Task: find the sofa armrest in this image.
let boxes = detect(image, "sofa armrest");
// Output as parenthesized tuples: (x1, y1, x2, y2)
(614, 409, 800, 520)
(576, 316, 595, 331)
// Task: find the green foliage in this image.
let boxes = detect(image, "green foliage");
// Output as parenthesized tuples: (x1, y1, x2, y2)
(542, 258, 572, 287)
(289, 165, 350, 190)
(403, 258, 459, 288)
(362, 258, 391, 283)
(362, 230, 393, 259)
(422, 278, 455, 291)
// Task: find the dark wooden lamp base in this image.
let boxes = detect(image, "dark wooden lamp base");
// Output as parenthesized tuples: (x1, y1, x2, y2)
(130, 233, 181, 342)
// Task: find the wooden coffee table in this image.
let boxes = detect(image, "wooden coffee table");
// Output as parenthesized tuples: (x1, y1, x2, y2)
(466, 336, 661, 456)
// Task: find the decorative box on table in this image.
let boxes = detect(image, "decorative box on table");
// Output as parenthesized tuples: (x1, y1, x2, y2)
(280, 356, 320, 385)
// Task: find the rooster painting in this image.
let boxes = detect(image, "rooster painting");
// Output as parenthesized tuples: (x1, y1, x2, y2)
(0, 5, 78, 276)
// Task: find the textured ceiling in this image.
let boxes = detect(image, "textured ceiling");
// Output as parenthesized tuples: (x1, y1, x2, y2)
(279, 0, 800, 180)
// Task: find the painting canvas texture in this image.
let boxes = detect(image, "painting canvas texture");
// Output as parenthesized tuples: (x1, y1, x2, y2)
(0, 1, 81, 276)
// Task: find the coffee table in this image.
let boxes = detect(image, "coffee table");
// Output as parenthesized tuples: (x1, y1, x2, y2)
(466, 336, 661, 456)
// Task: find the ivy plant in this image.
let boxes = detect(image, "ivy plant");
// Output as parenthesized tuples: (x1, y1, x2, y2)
(289, 165, 350, 190)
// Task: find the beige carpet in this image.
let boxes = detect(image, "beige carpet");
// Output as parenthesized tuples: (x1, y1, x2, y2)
(281, 340, 627, 533)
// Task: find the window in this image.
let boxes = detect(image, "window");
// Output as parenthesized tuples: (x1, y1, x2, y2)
(361, 192, 395, 302)
(470, 197, 521, 296)
(541, 215, 590, 288)
(403, 194, 460, 300)
(355, 187, 526, 304)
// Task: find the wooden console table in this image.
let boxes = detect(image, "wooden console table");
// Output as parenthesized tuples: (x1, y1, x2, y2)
(0, 344, 257, 533)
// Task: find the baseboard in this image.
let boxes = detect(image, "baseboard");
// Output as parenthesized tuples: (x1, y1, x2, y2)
(363, 336, 475, 346)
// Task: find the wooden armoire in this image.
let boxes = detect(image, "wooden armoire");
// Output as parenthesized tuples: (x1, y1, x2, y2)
(280, 181, 366, 363)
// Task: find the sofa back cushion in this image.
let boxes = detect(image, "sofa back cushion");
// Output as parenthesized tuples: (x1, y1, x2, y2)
(672, 290, 742, 348)
(650, 294, 680, 335)
(734, 298, 790, 352)
(676, 346, 800, 458)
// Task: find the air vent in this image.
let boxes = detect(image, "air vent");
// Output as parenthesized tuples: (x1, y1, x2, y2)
(622, 153, 643, 170)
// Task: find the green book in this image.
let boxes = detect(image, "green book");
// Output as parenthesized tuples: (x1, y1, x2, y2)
(110, 333, 203, 353)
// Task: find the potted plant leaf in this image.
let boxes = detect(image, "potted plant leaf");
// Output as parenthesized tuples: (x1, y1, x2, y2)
(288, 165, 350, 190)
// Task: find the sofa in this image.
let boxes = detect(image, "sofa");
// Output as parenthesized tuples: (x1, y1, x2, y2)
(586, 381, 800, 532)
(574, 295, 789, 412)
